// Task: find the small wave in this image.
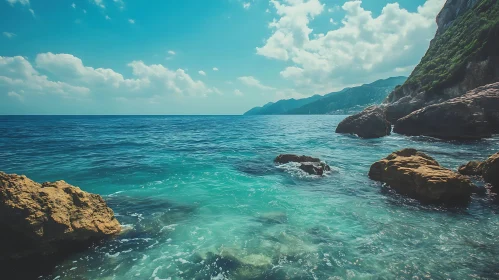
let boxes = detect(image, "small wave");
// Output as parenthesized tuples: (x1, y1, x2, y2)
(105, 252, 120, 258)
(160, 224, 178, 232)
(106, 190, 125, 197)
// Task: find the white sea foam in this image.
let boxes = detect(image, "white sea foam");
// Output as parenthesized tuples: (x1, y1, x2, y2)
(275, 162, 331, 179)
(160, 224, 178, 232)
(105, 252, 120, 258)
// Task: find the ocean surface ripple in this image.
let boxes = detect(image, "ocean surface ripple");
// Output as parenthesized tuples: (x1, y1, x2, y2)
(1, 115, 498, 279)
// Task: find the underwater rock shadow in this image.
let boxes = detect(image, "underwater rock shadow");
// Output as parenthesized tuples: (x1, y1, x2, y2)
(234, 158, 280, 176)
(105, 195, 198, 240)
(376, 183, 476, 214)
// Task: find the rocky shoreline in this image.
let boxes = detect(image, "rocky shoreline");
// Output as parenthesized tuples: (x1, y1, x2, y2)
(335, 0, 499, 140)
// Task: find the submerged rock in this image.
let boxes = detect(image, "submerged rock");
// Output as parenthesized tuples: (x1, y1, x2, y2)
(274, 154, 330, 176)
(0, 172, 121, 260)
(335, 106, 391, 139)
(481, 152, 499, 190)
(458, 160, 483, 176)
(393, 83, 499, 139)
(256, 212, 288, 225)
(368, 149, 476, 205)
(193, 248, 273, 279)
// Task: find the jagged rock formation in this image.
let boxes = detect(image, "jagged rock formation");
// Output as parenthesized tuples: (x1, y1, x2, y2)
(368, 149, 476, 205)
(481, 152, 499, 189)
(384, 0, 499, 123)
(335, 106, 391, 139)
(458, 160, 483, 176)
(0, 172, 121, 260)
(393, 82, 499, 139)
(458, 152, 499, 190)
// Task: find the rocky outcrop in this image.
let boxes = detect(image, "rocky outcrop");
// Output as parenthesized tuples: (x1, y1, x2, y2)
(298, 163, 330, 176)
(393, 82, 499, 139)
(481, 152, 499, 189)
(335, 106, 391, 138)
(458, 160, 483, 176)
(0, 172, 121, 260)
(368, 149, 476, 205)
(384, 0, 499, 123)
(275, 154, 321, 164)
(274, 154, 330, 176)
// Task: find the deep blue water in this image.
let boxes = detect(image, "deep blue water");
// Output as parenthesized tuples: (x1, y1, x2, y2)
(1, 115, 498, 279)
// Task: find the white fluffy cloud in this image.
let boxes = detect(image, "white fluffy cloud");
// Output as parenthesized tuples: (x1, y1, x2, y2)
(243, 2, 251, 9)
(198, 70, 206, 76)
(238, 76, 275, 90)
(234, 89, 243, 96)
(36, 53, 142, 89)
(92, 0, 105, 9)
(212, 67, 218, 71)
(3, 32, 16, 38)
(6, 0, 34, 17)
(113, 0, 125, 10)
(128, 19, 135, 24)
(0, 56, 89, 95)
(0, 53, 217, 100)
(129, 61, 213, 96)
(168, 50, 176, 55)
(7, 91, 24, 102)
(257, 0, 445, 92)
(6, 0, 29, 5)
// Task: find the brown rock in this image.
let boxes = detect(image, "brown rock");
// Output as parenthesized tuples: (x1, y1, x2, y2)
(482, 152, 499, 189)
(368, 149, 476, 205)
(0, 172, 121, 260)
(274, 154, 321, 164)
(299, 163, 330, 176)
(458, 160, 483, 176)
(335, 106, 391, 139)
(393, 82, 499, 139)
(274, 154, 330, 176)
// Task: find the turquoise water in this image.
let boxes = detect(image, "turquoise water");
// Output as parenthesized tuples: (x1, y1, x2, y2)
(1, 115, 499, 279)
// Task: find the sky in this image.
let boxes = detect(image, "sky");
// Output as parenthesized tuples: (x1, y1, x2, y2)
(0, 0, 445, 115)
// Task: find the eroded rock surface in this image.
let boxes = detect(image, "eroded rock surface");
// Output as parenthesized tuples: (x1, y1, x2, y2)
(393, 82, 499, 139)
(368, 149, 476, 205)
(482, 152, 499, 189)
(336, 106, 391, 139)
(0, 172, 121, 260)
(458, 160, 483, 176)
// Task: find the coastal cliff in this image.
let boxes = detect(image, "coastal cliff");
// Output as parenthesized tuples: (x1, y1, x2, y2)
(384, 0, 499, 122)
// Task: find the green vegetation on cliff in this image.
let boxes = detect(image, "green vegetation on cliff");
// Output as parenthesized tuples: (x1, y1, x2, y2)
(392, 0, 499, 97)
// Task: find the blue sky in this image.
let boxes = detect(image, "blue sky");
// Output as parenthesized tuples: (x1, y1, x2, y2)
(0, 0, 444, 115)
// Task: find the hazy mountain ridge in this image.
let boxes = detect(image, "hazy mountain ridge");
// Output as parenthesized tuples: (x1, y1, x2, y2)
(244, 76, 407, 115)
(243, 95, 324, 115)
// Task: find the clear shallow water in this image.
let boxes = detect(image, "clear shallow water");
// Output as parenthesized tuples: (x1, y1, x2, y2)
(1, 115, 498, 279)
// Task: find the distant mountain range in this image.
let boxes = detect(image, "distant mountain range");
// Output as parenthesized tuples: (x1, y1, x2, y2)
(244, 76, 407, 115)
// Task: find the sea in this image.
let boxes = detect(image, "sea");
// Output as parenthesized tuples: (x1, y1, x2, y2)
(0, 115, 498, 279)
